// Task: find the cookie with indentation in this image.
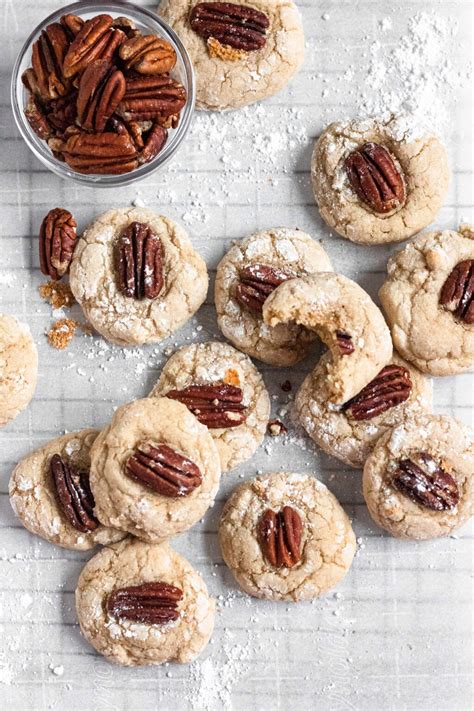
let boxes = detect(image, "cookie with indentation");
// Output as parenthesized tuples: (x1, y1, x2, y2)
(379, 225, 474, 375)
(363, 414, 474, 540)
(69, 207, 208, 346)
(215, 228, 333, 366)
(76, 537, 215, 666)
(311, 115, 450, 245)
(295, 352, 432, 469)
(0, 314, 38, 428)
(9, 429, 125, 550)
(263, 273, 392, 403)
(149, 341, 270, 472)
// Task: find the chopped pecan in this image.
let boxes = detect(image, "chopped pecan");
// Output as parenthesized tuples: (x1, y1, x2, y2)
(119, 35, 177, 75)
(77, 59, 126, 132)
(235, 263, 293, 314)
(139, 123, 168, 164)
(39, 207, 77, 280)
(335, 330, 355, 355)
(345, 142, 406, 214)
(257, 506, 303, 568)
(31, 22, 71, 100)
(267, 419, 288, 437)
(392, 453, 459, 511)
(439, 259, 474, 324)
(115, 221, 164, 299)
(63, 14, 125, 78)
(342, 364, 412, 421)
(50, 453, 99, 532)
(25, 94, 52, 139)
(118, 75, 187, 121)
(165, 384, 246, 428)
(61, 131, 138, 174)
(125, 443, 202, 497)
(107, 582, 183, 625)
(190, 2, 269, 51)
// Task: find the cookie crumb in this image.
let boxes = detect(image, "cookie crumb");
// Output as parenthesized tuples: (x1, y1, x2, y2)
(39, 281, 75, 309)
(224, 368, 240, 386)
(267, 419, 288, 437)
(207, 37, 246, 62)
(47, 319, 77, 350)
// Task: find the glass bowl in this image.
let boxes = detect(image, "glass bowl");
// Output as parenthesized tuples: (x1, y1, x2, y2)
(11, 0, 195, 187)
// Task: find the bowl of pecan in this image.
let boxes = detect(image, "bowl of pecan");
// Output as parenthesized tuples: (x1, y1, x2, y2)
(11, 1, 195, 186)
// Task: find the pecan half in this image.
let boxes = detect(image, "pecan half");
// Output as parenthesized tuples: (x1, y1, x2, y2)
(342, 364, 412, 421)
(63, 15, 125, 78)
(61, 131, 138, 174)
(439, 259, 474, 325)
(119, 35, 177, 75)
(25, 94, 52, 139)
(139, 123, 168, 164)
(60, 14, 84, 39)
(125, 443, 202, 497)
(115, 221, 164, 299)
(47, 93, 78, 134)
(235, 263, 293, 314)
(165, 384, 247, 428)
(345, 142, 405, 214)
(31, 22, 71, 100)
(39, 207, 77, 280)
(50, 453, 99, 532)
(257, 506, 302, 568)
(392, 453, 459, 511)
(107, 582, 183, 625)
(118, 75, 187, 122)
(335, 330, 355, 355)
(77, 59, 126, 132)
(190, 2, 270, 51)
(112, 16, 141, 39)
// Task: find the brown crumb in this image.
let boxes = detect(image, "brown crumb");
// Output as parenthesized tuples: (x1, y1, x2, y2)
(280, 380, 292, 392)
(224, 368, 241, 387)
(39, 281, 75, 309)
(207, 37, 246, 61)
(267, 419, 288, 437)
(47, 318, 77, 350)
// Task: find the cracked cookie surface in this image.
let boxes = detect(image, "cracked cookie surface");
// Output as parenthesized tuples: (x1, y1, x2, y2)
(0, 314, 38, 428)
(218, 472, 356, 601)
(76, 537, 215, 666)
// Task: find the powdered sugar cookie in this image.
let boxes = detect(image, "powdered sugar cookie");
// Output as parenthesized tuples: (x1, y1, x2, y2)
(0, 314, 38, 428)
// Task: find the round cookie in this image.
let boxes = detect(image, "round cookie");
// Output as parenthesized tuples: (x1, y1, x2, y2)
(363, 414, 474, 540)
(69, 208, 208, 346)
(90, 398, 221, 542)
(263, 273, 393, 403)
(76, 538, 215, 666)
(215, 228, 333, 366)
(149, 341, 270, 472)
(379, 225, 474, 375)
(159, 0, 305, 111)
(9, 430, 125, 550)
(218, 472, 356, 601)
(295, 352, 432, 469)
(311, 115, 450, 244)
(0, 314, 38, 428)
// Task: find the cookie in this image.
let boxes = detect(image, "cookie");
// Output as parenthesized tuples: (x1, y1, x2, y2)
(311, 115, 450, 245)
(262, 273, 393, 403)
(0, 314, 38, 428)
(90, 398, 221, 542)
(69, 208, 208, 346)
(76, 537, 215, 666)
(295, 352, 432, 469)
(218, 472, 356, 601)
(9, 430, 125, 550)
(363, 414, 474, 540)
(149, 341, 270, 472)
(159, 0, 304, 111)
(379, 225, 474, 375)
(215, 228, 333, 366)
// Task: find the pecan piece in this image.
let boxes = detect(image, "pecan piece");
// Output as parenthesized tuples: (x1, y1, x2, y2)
(235, 263, 294, 314)
(125, 443, 202, 497)
(342, 364, 412, 421)
(115, 221, 164, 299)
(61, 132, 138, 174)
(112, 16, 141, 39)
(257, 506, 303, 568)
(392, 453, 459, 511)
(119, 35, 177, 75)
(77, 59, 126, 132)
(345, 142, 406, 214)
(63, 15, 125, 78)
(39, 207, 77, 280)
(118, 75, 187, 122)
(31, 22, 71, 100)
(439, 259, 474, 325)
(50, 453, 99, 532)
(139, 123, 168, 164)
(166, 384, 247, 428)
(190, 2, 270, 51)
(47, 93, 78, 134)
(335, 330, 355, 355)
(25, 94, 52, 139)
(107, 582, 183, 625)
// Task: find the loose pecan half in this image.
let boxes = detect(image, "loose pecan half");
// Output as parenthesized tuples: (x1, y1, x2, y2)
(108, 582, 183, 624)
(118, 75, 187, 122)
(165, 384, 246, 428)
(61, 131, 138, 174)
(50, 453, 99, 532)
(258, 506, 303, 568)
(25, 94, 52, 140)
(235, 263, 293, 314)
(115, 221, 164, 299)
(335, 330, 355, 355)
(31, 22, 71, 100)
(39, 207, 77, 280)
(125, 443, 202, 497)
(63, 14, 125, 78)
(439, 259, 474, 325)
(77, 59, 126, 132)
(190, 2, 269, 51)
(342, 364, 412, 421)
(392, 453, 459, 511)
(119, 35, 177, 75)
(345, 142, 405, 214)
